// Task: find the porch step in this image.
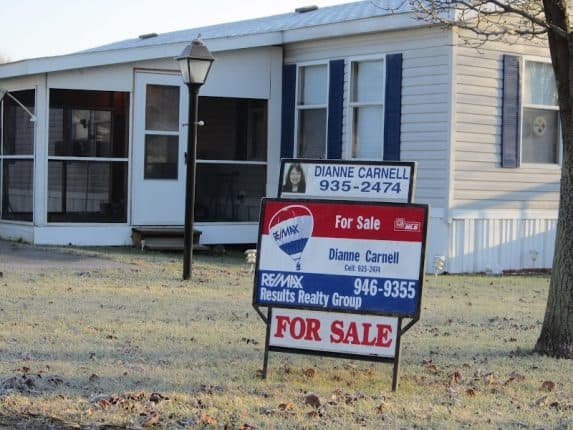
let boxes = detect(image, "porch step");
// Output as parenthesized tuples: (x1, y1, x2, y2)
(131, 227, 208, 252)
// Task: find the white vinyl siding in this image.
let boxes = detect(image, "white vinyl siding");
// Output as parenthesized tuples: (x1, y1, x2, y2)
(453, 34, 560, 211)
(285, 27, 452, 210)
(449, 215, 556, 273)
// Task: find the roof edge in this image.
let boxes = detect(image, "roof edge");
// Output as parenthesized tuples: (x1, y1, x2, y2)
(0, 11, 427, 79)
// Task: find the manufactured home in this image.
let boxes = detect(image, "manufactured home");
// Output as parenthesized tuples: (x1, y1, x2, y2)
(0, 1, 559, 273)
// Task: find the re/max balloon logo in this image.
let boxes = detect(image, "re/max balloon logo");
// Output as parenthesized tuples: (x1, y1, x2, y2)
(268, 205, 314, 271)
(272, 224, 300, 240)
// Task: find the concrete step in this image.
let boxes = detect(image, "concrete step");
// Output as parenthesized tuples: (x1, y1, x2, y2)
(141, 236, 210, 252)
(131, 226, 203, 251)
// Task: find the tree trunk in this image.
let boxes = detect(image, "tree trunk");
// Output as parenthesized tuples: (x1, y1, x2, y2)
(535, 112, 573, 359)
(535, 0, 573, 358)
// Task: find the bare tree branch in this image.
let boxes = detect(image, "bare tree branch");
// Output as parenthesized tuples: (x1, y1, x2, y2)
(384, 0, 570, 41)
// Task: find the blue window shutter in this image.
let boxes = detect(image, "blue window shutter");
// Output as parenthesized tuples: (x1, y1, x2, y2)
(502, 55, 520, 168)
(327, 59, 344, 159)
(281, 64, 296, 159)
(384, 53, 402, 161)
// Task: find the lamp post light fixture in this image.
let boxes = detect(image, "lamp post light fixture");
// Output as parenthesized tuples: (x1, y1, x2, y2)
(177, 38, 215, 280)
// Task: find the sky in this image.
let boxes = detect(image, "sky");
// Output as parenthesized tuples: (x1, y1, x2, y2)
(0, 0, 355, 62)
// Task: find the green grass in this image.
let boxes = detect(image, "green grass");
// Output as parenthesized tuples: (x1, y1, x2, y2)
(0, 247, 571, 429)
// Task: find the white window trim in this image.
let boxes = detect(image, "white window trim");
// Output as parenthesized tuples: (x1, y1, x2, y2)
(520, 56, 562, 167)
(294, 62, 329, 159)
(347, 55, 386, 160)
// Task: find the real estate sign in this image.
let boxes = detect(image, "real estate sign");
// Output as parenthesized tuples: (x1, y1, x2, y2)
(253, 199, 428, 318)
(268, 307, 399, 358)
(279, 159, 415, 203)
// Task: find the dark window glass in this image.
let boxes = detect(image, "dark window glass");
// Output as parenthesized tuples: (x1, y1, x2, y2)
(2, 90, 35, 156)
(195, 163, 266, 222)
(197, 97, 267, 161)
(145, 85, 180, 131)
(297, 109, 326, 158)
(49, 89, 129, 157)
(144, 135, 179, 179)
(47, 160, 127, 222)
(1, 159, 33, 221)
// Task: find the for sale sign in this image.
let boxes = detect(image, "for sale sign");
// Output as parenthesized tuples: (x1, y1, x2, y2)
(269, 308, 398, 358)
(253, 199, 428, 318)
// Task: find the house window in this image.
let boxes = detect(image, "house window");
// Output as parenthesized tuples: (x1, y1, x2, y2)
(195, 97, 267, 222)
(522, 60, 559, 164)
(144, 84, 180, 179)
(48, 89, 129, 222)
(350, 59, 385, 159)
(0, 89, 35, 222)
(296, 64, 327, 158)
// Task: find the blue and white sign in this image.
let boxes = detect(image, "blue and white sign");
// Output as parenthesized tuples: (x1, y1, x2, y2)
(279, 159, 415, 203)
(254, 199, 429, 318)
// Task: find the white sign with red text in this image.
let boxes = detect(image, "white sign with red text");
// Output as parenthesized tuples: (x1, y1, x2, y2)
(269, 307, 398, 358)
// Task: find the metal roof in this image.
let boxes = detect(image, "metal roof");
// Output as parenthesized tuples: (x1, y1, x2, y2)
(82, 0, 412, 54)
(0, 0, 419, 78)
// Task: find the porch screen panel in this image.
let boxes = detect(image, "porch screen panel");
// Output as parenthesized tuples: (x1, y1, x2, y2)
(48, 89, 129, 223)
(2, 159, 33, 221)
(195, 164, 266, 222)
(196, 96, 268, 222)
(1, 89, 35, 221)
(47, 161, 127, 222)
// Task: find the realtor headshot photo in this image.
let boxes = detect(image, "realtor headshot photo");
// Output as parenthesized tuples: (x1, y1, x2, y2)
(281, 162, 306, 193)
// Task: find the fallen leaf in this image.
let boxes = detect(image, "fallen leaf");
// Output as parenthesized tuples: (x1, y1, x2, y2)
(345, 394, 357, 405)
(450, 370, 463, 385)
(142, 412, 160, 427)
(149, 392, 169, 403)
(96, 399, 111, 409)
(278, 401, 295, 411)
(504, 371, 525, 385)
(239, 424, 253, 430)
(305, 393, 321, 408)
(303, 368, 316, 378)
(200, 414, 218, 426)
(47, 376, 64, 386)
(426, 363, 439, 373)
(465, 388, 477, 397)
(535, 395, 549, 407)
(483, 373, 496, 385)
(541, 380, 556, 392)
(127, 391, 146, 401)
(307, 410, 320, 418)
(376, 403, 385, 413)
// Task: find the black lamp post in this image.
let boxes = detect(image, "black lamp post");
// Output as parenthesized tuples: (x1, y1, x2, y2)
(177, 39, 214, 280)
